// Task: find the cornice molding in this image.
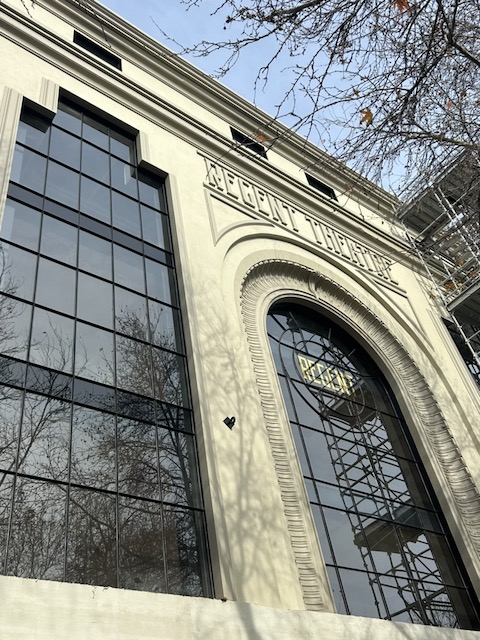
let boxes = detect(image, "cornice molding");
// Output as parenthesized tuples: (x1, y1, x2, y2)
(37, 77, 59, 118)
(11, 0, 399, 216)
(239, 259, 480, 608)
(0, 86, 23, 219)
(1, 2, 410, 260)
(200, 153, 417, 269)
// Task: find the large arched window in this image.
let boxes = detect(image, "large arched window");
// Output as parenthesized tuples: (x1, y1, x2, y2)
(267, 302, 480, 628)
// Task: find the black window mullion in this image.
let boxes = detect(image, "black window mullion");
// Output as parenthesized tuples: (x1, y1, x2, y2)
(1, 97, 211, 598)
(268, 303, 480, 628)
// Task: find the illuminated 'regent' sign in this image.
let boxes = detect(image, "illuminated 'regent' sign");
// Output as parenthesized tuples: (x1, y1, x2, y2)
(297, 355, 354, 395)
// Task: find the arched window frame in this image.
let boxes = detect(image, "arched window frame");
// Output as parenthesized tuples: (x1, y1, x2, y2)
(239, 258, 480, 612)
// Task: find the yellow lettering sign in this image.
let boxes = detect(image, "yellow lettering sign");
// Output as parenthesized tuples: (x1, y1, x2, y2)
(296, 355, 353, 396)
(297, 356, 315, 382)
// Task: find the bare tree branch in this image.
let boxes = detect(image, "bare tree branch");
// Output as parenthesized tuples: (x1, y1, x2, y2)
(176, 0, 480, 191)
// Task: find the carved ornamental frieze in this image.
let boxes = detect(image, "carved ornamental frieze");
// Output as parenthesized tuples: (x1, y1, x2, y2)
(203, 156, 399, 285)
(240, 259, 480, 611)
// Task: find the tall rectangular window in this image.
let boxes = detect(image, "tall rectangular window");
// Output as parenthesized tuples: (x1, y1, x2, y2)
(0, 99, 211, 595)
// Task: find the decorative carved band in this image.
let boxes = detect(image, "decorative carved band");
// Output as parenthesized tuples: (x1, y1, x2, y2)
(239, 258, 480, 610)
(202, 156, 398, 284)
(38, 78, 59, 120)
(0, 87, 23, 222)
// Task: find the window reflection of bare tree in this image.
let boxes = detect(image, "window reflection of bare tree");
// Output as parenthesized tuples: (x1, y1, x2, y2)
(0, 243, 69, 580)
(116, 305, 184, 406)
(0, 244, 31, 368)
(0, 294, 203, 595)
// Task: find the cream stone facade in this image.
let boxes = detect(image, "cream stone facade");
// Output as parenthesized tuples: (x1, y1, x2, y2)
(0, 0, 479, 637)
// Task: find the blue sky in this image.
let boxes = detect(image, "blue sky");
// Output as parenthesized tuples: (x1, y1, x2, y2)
(97, 1, 346, 163)
(98, 0, 279, 113)
(96, 1, 404, 191)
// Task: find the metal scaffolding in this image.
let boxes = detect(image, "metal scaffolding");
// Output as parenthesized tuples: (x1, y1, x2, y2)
(397, 151, 480, 384)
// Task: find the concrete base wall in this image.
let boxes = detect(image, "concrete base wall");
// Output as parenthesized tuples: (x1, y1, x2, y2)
(1, 576, 478, 640)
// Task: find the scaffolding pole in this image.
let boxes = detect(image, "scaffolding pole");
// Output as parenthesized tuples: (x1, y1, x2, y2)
(397, 152, 480, 384)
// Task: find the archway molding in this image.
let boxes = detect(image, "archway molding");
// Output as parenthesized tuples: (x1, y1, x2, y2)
(239, 258, 480, 610)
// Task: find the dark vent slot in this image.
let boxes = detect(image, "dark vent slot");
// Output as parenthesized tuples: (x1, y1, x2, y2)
(230, 128, 267, 158)
(74, 32, 122, 70)
(305, 173, 337, 200)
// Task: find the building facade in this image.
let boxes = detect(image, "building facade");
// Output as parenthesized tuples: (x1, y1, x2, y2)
(0, 0, 480, 637)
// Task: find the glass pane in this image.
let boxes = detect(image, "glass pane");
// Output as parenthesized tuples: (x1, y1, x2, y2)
(115, 286, 148, 340)
(19, 393, 70, 481)
(313, 480, 349, 510)
(145, 258, 174, 304)
(138, 174, 163, 210)
(44, 199, 78, 226)
(0, 474, 14, 569)
(148, 300, 179, 351)
(118, 496, 165, 592)
(66, 488, 117, 587)
(117, 417, 159, 499)
(163, 507, 203, 596)
(77, 273, 113, 329)
(113, 245, 145, 293)
(53, 103, 82, 135)
(326, 565, 348, 614)
(141, 206, 168, 250)
(0, 354, 26, 388)
(409, 530, 462, 586)
(72, 378, 115, 413)
(80, 176, 111, 224)
(49, 128, 81, 170)
(78, 230, 112, 280)
(0, 243, 36, 301)
(83, 115, 109, 149)
(338, 568, 388, 618)
(278, 375, 296, 421)
(1, 199, 41, 251)
(116, 390, 155, 423)
(79, 214, 111, 241)
(294, 380, 332, 427)
(35, 257, 76, 315)
(81, 142, 110, 184)
(311, 504, 334, 564)
(116, 336, 152, 397)
(75, 322, 114, 386)
(380, 575, 424, 623)
(10, 146, 47, 193)
(17, 112, 50, 153)
(113, 231, 143, 256)
(45, 161, 80, 209)
(299, 426, 339, 485)
(71, 406, 116, 490)
(111, 158, 137, 197)
(29, 308, 74, 373)
(0, 296, 31, 361)
(144, 244, 172, 265)
(0, 385, 22, 470)
(322, 506, 372, 571)
(158, 429, 194, 507)
(156, 404, 192, 433)
(112, 191, 140, 237)
(152, 348, 186, 407)
(6, 478, 67, 581)
(40, 216, 77, 266)
(440, 586, 480, 629)
(26, 364, 72, 400)
(110, 130, 134, 163)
